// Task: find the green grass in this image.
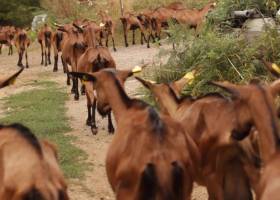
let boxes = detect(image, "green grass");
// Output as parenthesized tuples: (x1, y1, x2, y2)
(0, 80, 89, 179)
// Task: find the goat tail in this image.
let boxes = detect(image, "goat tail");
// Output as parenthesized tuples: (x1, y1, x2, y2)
(219, 146, 253, 200)
(138, 162, 186, 200)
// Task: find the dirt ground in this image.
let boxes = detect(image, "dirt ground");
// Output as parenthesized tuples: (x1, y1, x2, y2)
(0, 44, 208, 200)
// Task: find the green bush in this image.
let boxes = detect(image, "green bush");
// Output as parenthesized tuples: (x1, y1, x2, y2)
(148, 24, 279, 96)
(0, 0, 41, 27)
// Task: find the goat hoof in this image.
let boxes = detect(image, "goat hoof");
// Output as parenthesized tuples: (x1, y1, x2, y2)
(86, 119, 92, 126)
(113, 48, 117, 52)
(74, 95, 79, 101)
(125, 44, 128, 47)
(53, 68, 58, 72)
(26, 65, 29, 68)
(108, 128, 115, 134)
(91, 127, 98, 135)
(81, 91, 86, 96)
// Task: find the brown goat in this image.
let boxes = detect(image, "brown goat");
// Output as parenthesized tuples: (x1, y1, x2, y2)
(136, 76, 257, 200)
(38, 24, 53, 66)
(56, 23, 87, 100)
(211, 81, 280, 200)
(77, 46, 116, 134)
(0, 67, 24, 89)
(120, 12, 147, 47)
(15, 28, 31, 68)
(139, 2, 186, 48)
(52, 29, 65, 72)
(0, 26, 15, 56)
(0, 123, 69, 200)
(70, 69, 200, 200)
(99, 11, 117, 51)
(172, 2, 216, 33)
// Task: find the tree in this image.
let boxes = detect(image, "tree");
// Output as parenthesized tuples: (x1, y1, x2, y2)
(0, 0, 40, 27)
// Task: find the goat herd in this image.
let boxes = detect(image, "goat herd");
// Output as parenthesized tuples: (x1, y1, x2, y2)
(1, 1, 280, 200)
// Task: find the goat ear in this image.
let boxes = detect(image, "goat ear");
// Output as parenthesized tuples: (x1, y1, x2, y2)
(135, 76, 155, 89)
(210, 81, 241, 97)
(41, 140, 58, 160)
(0, 67, 24, 89)
(69, 72, 96, 82)
(269, 79, 280, 98)
(170, 71, 195, 96)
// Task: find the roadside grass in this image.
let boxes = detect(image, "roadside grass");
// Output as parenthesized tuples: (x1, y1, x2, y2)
(0, 80, 89, 179)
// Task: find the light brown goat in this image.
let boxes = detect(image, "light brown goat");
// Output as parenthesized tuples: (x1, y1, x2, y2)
(37, 24, 53, 66)
(136, 76, 257, 200)
(172, 2, 216, 33)
(70, 69, 200, 200)
(0, 68, 24, 89)
(0, 123, 69, 200)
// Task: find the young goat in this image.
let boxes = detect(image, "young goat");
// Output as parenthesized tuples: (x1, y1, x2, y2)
(0, 123, 69, 200)
(71, 69, 200, 200)
(0, 67, 24, 89)
(136, 75, 257, 200)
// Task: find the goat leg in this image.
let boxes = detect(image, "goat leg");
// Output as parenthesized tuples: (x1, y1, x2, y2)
(86, 104, 92, 126)
(74, 77, 79, 101)
(132, 30, 136, 45)
(25, 50, 29, 68)
(91, 100, 98, 135)
(40, 44, 44, 65)
(81, 84, 86, 95)
(48, 47, 51, 65)
(53, 54, 58, 72)
(111, 36, 117, 52)
(44, 50, 48, 66)
(17, 51, 23, 67)
(108, 111, 114, 134)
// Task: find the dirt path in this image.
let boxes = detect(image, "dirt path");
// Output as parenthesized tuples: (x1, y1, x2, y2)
(0, 44, 207, 200)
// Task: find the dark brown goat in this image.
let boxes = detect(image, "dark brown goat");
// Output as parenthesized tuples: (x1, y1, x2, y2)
(15, 28, 31, 68)
(70, 69, 200, 200)
(120, 12, 147, 47)
(38, 24, 53, 66)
